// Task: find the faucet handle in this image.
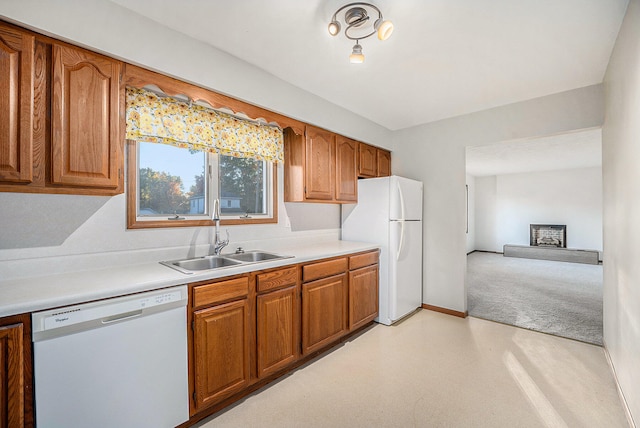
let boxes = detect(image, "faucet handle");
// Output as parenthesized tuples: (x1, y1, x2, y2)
(223, 229, 230, 244)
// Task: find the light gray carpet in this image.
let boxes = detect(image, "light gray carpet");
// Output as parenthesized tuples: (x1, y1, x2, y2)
(467, 251, 603, 345)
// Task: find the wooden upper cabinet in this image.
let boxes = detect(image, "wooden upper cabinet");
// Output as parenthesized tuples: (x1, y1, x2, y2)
(0, 24, 34, 184)
(358, 143, 377, 178)
(335, 136, 358, 202)
(51, 44, 121, 189)
(284, 127, 360, 204)
(377, 149, 391, 177)
(358, 143, 391, 178)
(304, 125, 334, 200)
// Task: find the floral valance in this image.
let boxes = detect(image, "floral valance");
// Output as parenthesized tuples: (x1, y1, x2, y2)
(125, 87, 283, 163)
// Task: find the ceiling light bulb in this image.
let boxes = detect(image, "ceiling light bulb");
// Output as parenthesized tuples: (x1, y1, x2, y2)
(349, 44, 365, 64)
(328, 20, 341, 36)
(376, 20, 394, 40)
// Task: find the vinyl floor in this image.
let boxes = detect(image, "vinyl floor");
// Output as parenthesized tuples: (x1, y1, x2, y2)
(196, 310, 628, 427)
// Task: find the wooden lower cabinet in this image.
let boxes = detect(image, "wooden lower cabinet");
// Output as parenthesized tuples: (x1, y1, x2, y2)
(301, 273, 348, 355)
(256, 286, 298, 378)
(0, 314, 33, 428)
(187, 253, 378, 425)
(193, 298, 250, 412)
(349, 265, 379, 330)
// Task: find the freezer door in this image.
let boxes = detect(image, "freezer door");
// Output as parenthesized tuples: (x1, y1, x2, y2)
(388, 220, 423, 322)
(389, 176, 423, 221)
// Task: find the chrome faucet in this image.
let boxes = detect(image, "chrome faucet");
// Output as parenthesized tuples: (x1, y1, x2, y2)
(212, 199, 229, 255)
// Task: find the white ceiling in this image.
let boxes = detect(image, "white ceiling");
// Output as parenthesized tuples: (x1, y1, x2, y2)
(108, 0, 627, 131)
(465, 128, 602, 177)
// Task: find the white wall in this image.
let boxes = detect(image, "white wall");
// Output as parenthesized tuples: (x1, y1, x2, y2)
(0, 0, 391, 279)
(392, 85, 604, 313)
(465, 175, 475, 254)
(474, 176, 498, 252)
(473, 167, 603, 254)
(602, 0, 640, 422)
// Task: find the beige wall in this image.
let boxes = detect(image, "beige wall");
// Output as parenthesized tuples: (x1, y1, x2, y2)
(603, 0, 640, 422)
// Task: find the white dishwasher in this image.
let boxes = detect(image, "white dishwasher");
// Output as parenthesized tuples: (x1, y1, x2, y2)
(32, 285, 189, 428)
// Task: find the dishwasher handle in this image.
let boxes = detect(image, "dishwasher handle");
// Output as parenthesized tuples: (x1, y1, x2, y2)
(101, 310, 143, 324)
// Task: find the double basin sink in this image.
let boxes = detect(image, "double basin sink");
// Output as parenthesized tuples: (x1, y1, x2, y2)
(160, 250, 293, 275)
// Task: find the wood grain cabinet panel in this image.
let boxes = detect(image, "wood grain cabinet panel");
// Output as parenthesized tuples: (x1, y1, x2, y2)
(358, 143, 377, 178)
(193, 299, 250, 411)
(51, 44, 121, 189)
(377, 149, 391, 177)
(335, 136, 358, 202)
(257, 286, 298, 378)
(257, 267, 297, 293)
(301, 273, 348, 355)
(0, 24, 34, 184)
(192, 277, 249, 309)
(302, 257, 348, 282)
(349, 265, 379, 330)
(304, 125, 334, 200)
(0, 322, 25, 428)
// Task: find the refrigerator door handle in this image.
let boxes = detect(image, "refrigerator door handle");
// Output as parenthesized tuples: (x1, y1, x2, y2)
(397, 221, 405, 261)
(397, 180, 406, 221)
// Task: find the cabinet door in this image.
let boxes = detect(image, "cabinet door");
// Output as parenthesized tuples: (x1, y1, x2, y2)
(0, 323, 24, 428)
(51, 44, 121, 188)
(349, 265, 379, 330)
(377, 149, 391, 177)
(335, 136, 358, 202)
(257, 286, 298, 378)
(304, 125, 334, 200)
(302, 273, 348, 355)
(0, 24, 34, 184)
(193, 299, 250, 411)
(358, 143, 377, 178)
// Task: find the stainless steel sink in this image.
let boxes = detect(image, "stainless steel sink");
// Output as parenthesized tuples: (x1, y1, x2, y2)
(160, 255, 242, 274)
(225, 251, 293, 263)
(160, 251, 293, 274)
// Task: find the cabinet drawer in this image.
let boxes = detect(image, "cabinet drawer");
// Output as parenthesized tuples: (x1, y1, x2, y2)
(303, 258, 348, 282)
(349, 251, 379, 270)
(193, 277, 249, 308)
(257, 267, 298, 293)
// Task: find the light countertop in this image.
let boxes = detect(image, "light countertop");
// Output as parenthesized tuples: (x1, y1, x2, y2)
(0, 240, 378, 317)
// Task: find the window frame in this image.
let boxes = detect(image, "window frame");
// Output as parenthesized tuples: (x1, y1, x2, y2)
(126, 141, 278, 229)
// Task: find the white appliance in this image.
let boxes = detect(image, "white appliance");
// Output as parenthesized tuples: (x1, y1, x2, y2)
(342, 175, 423, 325)
(32, 285, 189, 428)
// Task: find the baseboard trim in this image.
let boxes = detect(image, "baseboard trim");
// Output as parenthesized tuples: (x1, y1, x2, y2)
(602, 341, 637, 428)
(422, 304, 467, 318)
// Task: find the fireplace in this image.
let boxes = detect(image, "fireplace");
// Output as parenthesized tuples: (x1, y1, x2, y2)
(530, 224, 566, 248)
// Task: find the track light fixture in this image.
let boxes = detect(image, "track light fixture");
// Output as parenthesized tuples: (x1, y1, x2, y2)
(328, 2, 394, 64)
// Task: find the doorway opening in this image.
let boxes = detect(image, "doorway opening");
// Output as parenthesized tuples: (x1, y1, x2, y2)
(464, 128, 603, 345)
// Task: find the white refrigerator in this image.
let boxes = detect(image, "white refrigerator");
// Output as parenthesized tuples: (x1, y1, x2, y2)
(342, 176, 423, 325)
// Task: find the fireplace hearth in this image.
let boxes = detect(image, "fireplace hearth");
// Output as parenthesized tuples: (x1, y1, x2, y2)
(530, 224, 566, 248)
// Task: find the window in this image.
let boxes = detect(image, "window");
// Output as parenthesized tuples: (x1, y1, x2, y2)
(124, 86, 282, 229)
(138, 142, 208, 218)
(127, 142, 276, 229)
